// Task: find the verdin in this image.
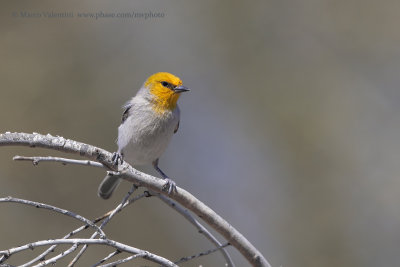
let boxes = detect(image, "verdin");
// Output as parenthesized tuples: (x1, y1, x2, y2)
(98, 72, 189, 199)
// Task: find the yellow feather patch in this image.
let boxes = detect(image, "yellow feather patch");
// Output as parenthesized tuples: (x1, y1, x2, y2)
(145, 72, 183, 114)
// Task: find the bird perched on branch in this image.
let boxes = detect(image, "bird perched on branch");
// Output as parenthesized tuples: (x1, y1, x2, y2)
(98, 72, 189, 199)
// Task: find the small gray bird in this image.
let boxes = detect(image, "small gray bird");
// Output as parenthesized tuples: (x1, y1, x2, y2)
(98, 72, 189, 199)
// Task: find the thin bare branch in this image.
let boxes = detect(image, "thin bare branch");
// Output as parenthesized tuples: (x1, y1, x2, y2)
(91, 250, 121, 267)
(0, 132, 271, 267)
(20, 224, 86, 267)
(100, 184, 137, 228)
(175, 242, 231, 265)
(19, 193, 145, 267)
(93, 192, 146, 222)
(13, 155, 105, 168)
(0, 239, 177, 267)
(98, 253, 146, 267)
(68, 185, 137, 266)
(31, 244, 78, 267)
(0, 197, 106, 239)
(157, 194, 235, 267)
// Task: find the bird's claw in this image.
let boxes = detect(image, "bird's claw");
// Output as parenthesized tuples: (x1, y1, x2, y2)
(162, 178, 177, 194)
(111, 152, 123, 166)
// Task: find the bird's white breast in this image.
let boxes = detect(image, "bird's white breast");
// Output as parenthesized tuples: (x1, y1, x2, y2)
(117, 97, 180, 166)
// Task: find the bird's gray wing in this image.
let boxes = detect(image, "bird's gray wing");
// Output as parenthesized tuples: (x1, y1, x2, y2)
(174, 120, 180, 134)
(121, 103, 132, 123)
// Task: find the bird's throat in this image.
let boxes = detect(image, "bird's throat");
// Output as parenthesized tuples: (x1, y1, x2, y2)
(151, 92, 179, 114)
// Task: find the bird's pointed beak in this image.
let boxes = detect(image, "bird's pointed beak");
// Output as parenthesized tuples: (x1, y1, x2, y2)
(173, 85, 190, 93)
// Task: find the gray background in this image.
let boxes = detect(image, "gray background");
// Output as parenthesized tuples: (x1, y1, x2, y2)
(1, 1, 400, 266)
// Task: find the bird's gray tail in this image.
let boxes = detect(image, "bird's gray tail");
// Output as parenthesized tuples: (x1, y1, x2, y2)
(98, 173, 121, 199)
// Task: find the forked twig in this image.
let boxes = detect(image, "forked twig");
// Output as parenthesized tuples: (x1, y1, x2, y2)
(68, 184, 137, 266)
(18, 193, 146, 267)
(0, 197, 105, 239)
(157, 193, 235, 267)
(0, 239, 177, 267)
(0, 132, 271, 267)
(12, 155, 236, 266)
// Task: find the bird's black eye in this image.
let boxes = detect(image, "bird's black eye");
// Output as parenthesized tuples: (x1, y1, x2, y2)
(161, 81, 169, 88)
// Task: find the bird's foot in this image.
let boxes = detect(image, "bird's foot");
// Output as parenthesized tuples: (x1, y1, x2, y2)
(162, 178, 177, 194)
(111, 152, 123, 166)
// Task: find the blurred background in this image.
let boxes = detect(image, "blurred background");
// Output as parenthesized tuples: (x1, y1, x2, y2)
(1, 0, 400, 266)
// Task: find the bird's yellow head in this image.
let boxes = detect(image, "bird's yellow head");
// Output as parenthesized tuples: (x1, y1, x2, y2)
(144, 72, 189, 114)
